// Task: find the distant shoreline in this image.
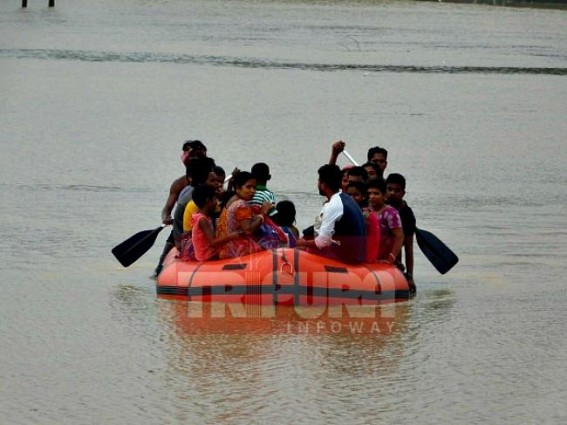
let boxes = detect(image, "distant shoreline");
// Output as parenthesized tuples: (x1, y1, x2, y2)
(414, 0, 567, 10)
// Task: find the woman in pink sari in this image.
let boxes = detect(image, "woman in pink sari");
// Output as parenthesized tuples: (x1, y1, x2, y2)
(216, 171, 273, 259)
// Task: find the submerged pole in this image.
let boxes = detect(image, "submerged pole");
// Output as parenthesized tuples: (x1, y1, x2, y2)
(22, 0, 27, 7)
(49, 0, 54, 6)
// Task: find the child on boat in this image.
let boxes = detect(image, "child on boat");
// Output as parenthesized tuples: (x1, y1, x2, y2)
(249, 162, 277, 217)
(191, 185, 241, 261)
(345, 181, 381, 262)
(366, 177, 404, 265)
(273, 200, 299, 248)
(386, 173, 416, 288)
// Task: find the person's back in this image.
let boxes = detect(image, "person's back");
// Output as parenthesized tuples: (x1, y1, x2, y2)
(273, 200, 299, 248)
(295, 164, 366, 264)
(333, 193, 367, 263)
(172, 184, 194, 245)
(250, 162, 277, 217)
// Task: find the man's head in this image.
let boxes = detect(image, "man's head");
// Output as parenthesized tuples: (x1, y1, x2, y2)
(181, 140, 208, 165)
(186, 157, 216, 187)
(317, 164, 342, 198)
(367, 146, 388, 173)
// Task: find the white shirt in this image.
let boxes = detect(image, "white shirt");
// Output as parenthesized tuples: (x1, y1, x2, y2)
(314, 192, 344, 249)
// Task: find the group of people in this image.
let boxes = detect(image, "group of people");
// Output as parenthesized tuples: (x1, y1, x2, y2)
(154, 139, 416, 292)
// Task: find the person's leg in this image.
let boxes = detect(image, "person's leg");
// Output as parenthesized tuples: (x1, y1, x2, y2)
(154, 231, 175, 277)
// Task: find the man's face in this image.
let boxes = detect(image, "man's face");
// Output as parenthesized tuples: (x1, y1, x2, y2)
(369, 153, 387, 172)
(386, 183, 405, 204)
(317, 179, 326, 197)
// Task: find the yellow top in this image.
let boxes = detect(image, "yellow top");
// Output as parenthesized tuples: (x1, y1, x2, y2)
(183, 200, 199, 232)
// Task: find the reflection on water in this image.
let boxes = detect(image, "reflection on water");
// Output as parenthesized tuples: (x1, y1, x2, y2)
(105, 283, 459, 423)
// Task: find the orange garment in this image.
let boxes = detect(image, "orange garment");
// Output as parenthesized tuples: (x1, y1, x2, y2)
(216, 199, 262, 259)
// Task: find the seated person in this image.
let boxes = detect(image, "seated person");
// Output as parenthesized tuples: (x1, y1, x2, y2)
(296, 164, 367, 264)
(154, 140, 207, 276)
(366, 178, 403, 264)
(272, 200, 299, 248)
(190, 185, 241, 261)
(215, 171, 274, 258)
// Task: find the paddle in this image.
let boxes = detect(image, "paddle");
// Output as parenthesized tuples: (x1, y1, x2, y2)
(112, 224, 167, 267)
(341, 149, 458, 274)
(415, 228, 458, 274)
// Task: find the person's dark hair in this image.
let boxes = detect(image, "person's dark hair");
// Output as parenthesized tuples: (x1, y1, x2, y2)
(187, 157, 216, 186)
(318, 164, 342, 192)
(385, 173, 406, 190)
(346, 180, 367, 195)
(367, 146, 388, 161)
(192, 185, 217, 209)
(182, 140, 208, 152)
(366, 177, 387, 194)
(347, 166, 368, 181)
(362, 162, 382, 177)
(213, 165, 226, 180)
(233, 171, 255, 189)
(251, 162, 271, 184)
(273, 200, 296, 227)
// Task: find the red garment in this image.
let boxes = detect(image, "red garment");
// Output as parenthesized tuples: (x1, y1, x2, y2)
(363, 208, 381, 262)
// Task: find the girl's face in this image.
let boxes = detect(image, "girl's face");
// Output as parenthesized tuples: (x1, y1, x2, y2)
(346, 186, 365, 206)
(367, 187, 385, 209)
(237, 178, 256, 201)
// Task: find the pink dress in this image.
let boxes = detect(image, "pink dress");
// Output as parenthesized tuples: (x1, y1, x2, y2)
(373, 205, 402, 260)
(216, 199, 262, 259)
(191, 212, 218, 261)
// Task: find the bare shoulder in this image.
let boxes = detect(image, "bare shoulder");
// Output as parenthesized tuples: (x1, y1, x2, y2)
(170, 175, 189, 194)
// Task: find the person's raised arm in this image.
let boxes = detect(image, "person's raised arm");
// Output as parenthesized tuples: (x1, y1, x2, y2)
(329, 141, 346, 166)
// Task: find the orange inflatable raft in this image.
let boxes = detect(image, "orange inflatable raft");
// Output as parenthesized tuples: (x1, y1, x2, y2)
(157, 248, 411, 305)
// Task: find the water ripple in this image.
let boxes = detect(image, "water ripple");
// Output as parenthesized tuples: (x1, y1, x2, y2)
(2, 48, 566, 75)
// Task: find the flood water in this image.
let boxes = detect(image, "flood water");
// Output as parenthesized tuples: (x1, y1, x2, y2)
(1, 0, 566, 423)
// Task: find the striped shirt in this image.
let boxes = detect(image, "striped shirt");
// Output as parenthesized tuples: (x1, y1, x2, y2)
(250, 185, 277, 217)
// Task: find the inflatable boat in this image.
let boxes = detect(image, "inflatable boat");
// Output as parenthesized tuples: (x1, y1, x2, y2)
(157, 248, 411, 305)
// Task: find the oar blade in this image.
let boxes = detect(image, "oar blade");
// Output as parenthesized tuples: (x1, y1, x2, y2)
(415, 228, 458, 275)
(112, 226, 165, 267)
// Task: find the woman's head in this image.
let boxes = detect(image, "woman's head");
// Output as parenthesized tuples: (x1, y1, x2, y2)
(233, 171, 256, 201)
